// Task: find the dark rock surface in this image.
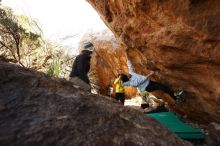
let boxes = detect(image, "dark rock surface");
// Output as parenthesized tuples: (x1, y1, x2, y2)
(206, 122, 220, 146)
(0, 62, 191, 146)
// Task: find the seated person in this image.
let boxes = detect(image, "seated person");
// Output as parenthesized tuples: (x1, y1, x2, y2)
(138, 90, 168, 113)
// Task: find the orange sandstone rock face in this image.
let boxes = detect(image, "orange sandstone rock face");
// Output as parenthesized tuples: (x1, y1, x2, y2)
(90, 30, 137, 98)
(88, 0, 220, 123)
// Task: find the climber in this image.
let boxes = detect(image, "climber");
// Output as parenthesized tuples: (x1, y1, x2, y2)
(69, 41, 94, 91)
(120, 59, 185, 104)
(113, 74, 125, 105)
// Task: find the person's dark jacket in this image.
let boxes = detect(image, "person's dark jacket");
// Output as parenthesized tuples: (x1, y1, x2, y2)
(70, 50, 92, 84)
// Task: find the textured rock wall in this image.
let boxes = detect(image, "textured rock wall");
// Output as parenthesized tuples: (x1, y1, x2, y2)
(90, 31, 137, 98)
(87, 0, 220, 123)
(0, 62, 191, 146)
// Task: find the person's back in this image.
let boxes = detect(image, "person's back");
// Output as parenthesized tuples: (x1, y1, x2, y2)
(70, 51, 91, 84)
(69, 41, 94, 91)
(127, 72, 149, 92)
(114, 77, 125, 94)
(122, 60, 149, 92)
(113, 75, 125, 104)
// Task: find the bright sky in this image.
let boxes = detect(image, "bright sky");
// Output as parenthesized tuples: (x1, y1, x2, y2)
(2, 0, 108, 54)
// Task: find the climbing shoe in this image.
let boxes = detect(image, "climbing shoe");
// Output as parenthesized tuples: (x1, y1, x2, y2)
(174, 90, 184, 96)
(174, 90, 186, 104)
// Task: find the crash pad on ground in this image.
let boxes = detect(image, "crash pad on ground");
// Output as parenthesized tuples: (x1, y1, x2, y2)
(146, 112, 205, 140)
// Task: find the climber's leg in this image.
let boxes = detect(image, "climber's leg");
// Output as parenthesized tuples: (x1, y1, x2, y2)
(145, 81, 185, 104)
(115, 93, 125, 105)
(145, 81, 177, 100)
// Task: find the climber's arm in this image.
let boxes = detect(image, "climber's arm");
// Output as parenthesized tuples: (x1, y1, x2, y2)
(113, 78, 120, 85)
(146, 71, 154, 78)
(127, 59, 135, 74)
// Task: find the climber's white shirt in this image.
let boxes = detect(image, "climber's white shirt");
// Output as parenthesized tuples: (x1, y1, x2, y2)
(123, 60, 149, 91)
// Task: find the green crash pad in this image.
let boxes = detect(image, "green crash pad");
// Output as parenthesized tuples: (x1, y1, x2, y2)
(147, 112, 205, 140)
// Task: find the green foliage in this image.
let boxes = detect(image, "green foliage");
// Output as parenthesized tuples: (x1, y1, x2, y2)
(0, 6, 42, 67)
(0, 5, 75, 79)
(47, 59, 61, 77)
(46, 49, 74, 78)
(0, 6, 21, 62)
(88, 71, 100, 92)
(48, 49, 75, 78)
